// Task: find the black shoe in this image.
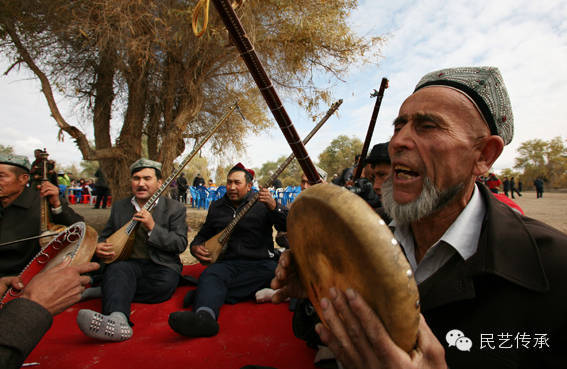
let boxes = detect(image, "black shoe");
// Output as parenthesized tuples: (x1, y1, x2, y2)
(168, 310, 219, 337)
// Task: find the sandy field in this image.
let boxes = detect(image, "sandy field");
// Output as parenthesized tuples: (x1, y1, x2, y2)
(72, 190, 566, 265)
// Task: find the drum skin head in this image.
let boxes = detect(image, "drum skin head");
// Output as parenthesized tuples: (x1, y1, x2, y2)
(44, 225, 97, 271)
(288, 183, 420, 352)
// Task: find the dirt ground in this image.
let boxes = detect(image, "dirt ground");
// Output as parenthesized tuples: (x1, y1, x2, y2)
(72, 190, 566, 265)
(509, 191, 567, 234)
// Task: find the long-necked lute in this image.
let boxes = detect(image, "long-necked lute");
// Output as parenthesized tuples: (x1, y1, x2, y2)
(104, 101, 240, 263)
(203, 99, 343, 264)
(352, 78, 389, 181)
(37, 149, 66, 248)
(211, 0, 322, 185)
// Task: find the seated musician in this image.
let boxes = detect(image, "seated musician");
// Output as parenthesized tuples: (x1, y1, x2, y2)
(168, 163, 287, 338)
(76, 158, 188, 342)
(0, 153, 83, 278)
(272, 67, 567, 368)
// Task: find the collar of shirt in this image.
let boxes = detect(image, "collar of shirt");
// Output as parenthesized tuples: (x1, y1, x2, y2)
(390, 183, 486, 284)
(130, 196, 159, 212)
(131, 197, 159, 236)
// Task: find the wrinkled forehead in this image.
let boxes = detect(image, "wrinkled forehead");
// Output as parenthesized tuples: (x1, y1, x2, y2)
(401, 86, 477, 111)
(398, 86, 487, 130)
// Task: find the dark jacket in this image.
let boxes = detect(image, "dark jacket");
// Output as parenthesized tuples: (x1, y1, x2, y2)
(191, 191, 287, 260)
(99, 197, 188, 274)
(192, 176, 205, 187)
(0, 187, 83, 277)
(421, 184, 567, 368)
(94, 168, 108, 189)
(294, 184, 567, 368)
(0, 298, 52, 369)
(177, 175, 188, 192)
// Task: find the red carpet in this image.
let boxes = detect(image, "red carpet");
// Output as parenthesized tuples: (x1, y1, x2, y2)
(25, 264, 317, 369)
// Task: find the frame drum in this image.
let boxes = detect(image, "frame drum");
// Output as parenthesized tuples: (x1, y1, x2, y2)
(288, 184, 420, 352)
(44, 225, 98, 271)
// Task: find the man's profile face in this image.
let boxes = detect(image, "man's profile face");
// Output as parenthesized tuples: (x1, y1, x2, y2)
(0, 164, 29, 200)
(131, 167, 162, 202)
(366, 162, 391, 197)
(227, 171, 251, 202)
(300, 174, 310, 191)
(389, 86, 484, 205)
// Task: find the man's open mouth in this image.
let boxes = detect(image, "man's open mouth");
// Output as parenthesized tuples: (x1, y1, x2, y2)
(394, 164, 420, 180)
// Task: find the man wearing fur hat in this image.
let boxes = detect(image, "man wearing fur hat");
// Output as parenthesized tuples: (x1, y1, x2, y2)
(168, 162, 288, 338)
(272, 67, 567, 368)
(77, 158, 188, 342)
(0, 153, 83, 277)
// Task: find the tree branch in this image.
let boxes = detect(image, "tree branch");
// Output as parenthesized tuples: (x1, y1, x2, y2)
(2, 19, 96, 159)
(3, 58, 23, 76)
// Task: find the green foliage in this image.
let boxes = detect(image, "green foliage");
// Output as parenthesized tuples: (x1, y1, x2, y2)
(514, 136, 567, 189)
(498, 168, 521, 179)
(214, 163, 234, 186)
(255, 156, 302, 187)
(79, 160, 99, 179)
(180, 156, 211, 186)
(317, 135, 363, 178)
(57, 163, 81, 179)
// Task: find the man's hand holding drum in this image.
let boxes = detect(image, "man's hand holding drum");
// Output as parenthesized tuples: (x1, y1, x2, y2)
(270, 250, 447, 369)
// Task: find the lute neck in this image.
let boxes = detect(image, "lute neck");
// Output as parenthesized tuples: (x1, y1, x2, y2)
(141, 101, 239, 214)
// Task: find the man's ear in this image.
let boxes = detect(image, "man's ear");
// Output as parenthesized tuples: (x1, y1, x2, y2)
(473, 135, 504, 176)
(18, 174, 30, 186)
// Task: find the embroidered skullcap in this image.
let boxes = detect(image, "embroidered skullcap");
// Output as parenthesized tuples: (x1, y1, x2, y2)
(0, 153, 31, 172)
(414, 66, 513, 145)
(130, 158, 162, 174)
(365, 142, 390, 165)
(231, 162, 255, 179)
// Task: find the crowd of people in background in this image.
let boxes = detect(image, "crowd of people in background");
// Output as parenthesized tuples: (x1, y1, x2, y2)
(477, 172, 545, 199)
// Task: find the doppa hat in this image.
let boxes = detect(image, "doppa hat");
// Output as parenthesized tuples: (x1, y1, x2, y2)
(0, 153, 31, 172)
(130, 158, 162, 174)
(231, 162, 255, 179)
(414, 66, 513, 145)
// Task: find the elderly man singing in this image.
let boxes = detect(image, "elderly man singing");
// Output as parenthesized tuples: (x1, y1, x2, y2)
(272, 67, 567, 369)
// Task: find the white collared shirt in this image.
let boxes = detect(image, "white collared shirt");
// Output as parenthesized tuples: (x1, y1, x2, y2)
(390, 184, 486, 284)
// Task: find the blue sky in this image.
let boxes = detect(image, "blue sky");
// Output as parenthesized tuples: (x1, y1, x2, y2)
(1, 0, 566, 177)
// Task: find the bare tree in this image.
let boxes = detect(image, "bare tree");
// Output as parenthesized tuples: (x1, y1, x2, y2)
(0, 0, 381, 198)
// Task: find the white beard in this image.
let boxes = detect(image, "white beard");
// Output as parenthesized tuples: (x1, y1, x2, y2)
(382, 176, 464, 225)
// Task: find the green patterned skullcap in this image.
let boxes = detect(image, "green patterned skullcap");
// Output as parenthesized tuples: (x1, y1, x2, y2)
(0, 153, 31, 172)
(130, 158, 162, 174)
(414, 66, 514, 145)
